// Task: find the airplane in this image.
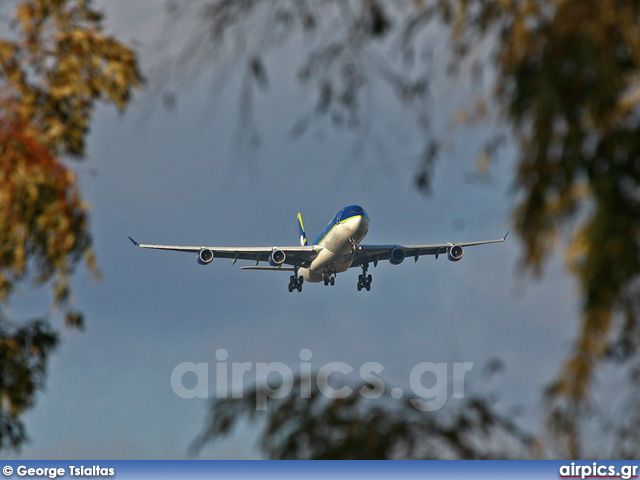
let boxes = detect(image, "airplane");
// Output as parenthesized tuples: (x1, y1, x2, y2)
(128, 205, 508, 292)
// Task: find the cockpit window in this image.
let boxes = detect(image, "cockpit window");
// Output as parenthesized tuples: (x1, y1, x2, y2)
(338, 205, 368, 223)
(345, 205, 361, 212)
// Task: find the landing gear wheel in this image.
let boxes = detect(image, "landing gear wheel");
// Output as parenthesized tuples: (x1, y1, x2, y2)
(357, 266, 372, 291)
(324, 277, 329, 286)
(330, 276, 335, 286)
(289, 272, 303, 292)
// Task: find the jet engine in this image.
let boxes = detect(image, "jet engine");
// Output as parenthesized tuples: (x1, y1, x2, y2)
(447, 245, 464, 262)
(269, 249, 286, 266)
(197, 248, 214, 265)
(389, 247, 405, 265)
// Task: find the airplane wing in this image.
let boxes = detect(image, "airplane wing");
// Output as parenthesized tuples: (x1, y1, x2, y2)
(128, 237, 319, 268)
(351, 232, 509, 267)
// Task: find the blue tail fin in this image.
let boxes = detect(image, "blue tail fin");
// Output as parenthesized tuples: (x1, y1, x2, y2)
(297, 213, 307, 246)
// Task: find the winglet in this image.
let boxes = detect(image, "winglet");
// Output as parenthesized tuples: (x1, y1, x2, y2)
(503, 231, 510, 241)
(128, 236, 139, 247)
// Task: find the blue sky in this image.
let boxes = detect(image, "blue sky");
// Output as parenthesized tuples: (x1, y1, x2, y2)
(9, 1, 581, 459)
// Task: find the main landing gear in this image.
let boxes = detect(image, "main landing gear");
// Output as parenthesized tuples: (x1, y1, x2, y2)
(323, 275, 335, 286)
(288, 274, 303, 292)
(357, 264, 372, 291)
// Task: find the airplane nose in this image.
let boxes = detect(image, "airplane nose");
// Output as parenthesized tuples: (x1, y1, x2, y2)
(353, 215, 368, 236)
(344, 215, 368, 240)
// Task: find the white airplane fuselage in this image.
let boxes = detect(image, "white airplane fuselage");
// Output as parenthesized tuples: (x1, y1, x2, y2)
(299, 214, 370, 283)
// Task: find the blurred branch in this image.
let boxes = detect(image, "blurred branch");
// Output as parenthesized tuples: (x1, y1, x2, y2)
(192, 369, 534, 459)
(0, 315, 58, 452)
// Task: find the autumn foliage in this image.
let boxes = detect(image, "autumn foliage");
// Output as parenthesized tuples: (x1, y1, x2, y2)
(0, 0, 141, 451)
